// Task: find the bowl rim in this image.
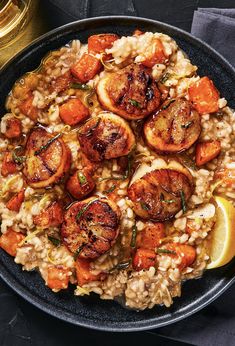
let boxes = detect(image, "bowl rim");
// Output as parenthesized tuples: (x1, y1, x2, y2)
(0, 15, 235, 332)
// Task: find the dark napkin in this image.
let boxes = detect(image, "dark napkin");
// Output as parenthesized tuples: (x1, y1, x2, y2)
(191, 8, 235, 66)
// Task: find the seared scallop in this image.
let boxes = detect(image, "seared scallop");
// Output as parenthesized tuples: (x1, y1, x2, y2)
(23, 127, 71, 188)
(128, 159, 193, 221)
(96, 64, 161, 120)
(61, 197, 120, 259)
(77, 112, 135, 161)
(144, 98, 201, 153)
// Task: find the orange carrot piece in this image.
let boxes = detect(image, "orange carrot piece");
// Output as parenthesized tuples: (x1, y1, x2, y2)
(196, 140, 221, 166)
(133, 29, 144, 36)
(59, 98, 89, 126)
(71, 53, 102, 83)
(142, 38, 168, 67)
(4, 118, 22, 139)
(188, 76, 220, 114)
(165, 243, 196, 270)
(47, 266, 70, 291)
(132, 248, 156, 271)
(1, 152, 17, 177)
(75, 258, 101, 286)
(88, 34, 119, 54)
(6, 190, 24, 212)
(19, 94, 38, 120)
(0, 228, 25, 257)
(137, 223, 165, 250)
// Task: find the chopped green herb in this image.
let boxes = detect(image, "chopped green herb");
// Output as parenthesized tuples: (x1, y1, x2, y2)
(12, 146, 26, 164)
(74, 243, 86, 260)
(160, 72, 171, 84)
(156, 248, 176, 255)
(77, 171, 87, 185)
(109, 260, 131, 272)
(103, 184, 116, 194)
(48, 236, 61, 247)
(162, 99, 175, 110)
(140, 202, 150, 210)
(35, 133, 61, 156)
(122, 154, 132, 179)
(180, 190, 187, 213)
(70, 82, 92, 91)
(181, 121, 193, 129)
(129, 99, 141, 108)
(76, 198, 98, 221)
(130, 224, 137, 248)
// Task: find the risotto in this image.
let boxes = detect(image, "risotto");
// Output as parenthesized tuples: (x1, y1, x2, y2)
(0, 30, 235, 310)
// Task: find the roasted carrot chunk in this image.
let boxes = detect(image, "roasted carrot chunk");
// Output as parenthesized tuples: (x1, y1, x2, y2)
(142, 38, 168, 67)
(71, 53, 102, 83)
(0, 228, 25, 257)
(49, 70, 73, 93)
(33, 201, 64, 229)
(216, 168, 235, 187)
(132, 248, 156, 271)
(196, 140, 221, 166)
(4, 117, 22, 139)
(19, 94, 38, 120)
(133, 29, 144, 36)
(75, 258, 101, 286)
(165, 243, 196, 270)
(66, 169, 95, 200)
(137, 223, 165, 250)
(6, 190, 24, 212)
(188, 76, 220, 114)
(1, 152, 17, 177)
(59, 98, 89, 126)
(88, 34, 119, 54)
(47, 266, 70, 291)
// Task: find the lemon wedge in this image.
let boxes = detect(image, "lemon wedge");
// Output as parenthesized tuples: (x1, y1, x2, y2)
(207, 196, 235, 269)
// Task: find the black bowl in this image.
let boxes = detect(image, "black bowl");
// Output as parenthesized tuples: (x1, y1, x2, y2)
(0, 16, 235, 332)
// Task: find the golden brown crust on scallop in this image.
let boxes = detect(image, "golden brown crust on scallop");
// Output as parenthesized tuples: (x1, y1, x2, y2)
(77, 113, 135, 162)
(128, 168, 193, 221)
(61, 197, 120, 259)
(23, 127, 71, 188)
(96, 64, 161, 120)
(144, 98, 201, 153)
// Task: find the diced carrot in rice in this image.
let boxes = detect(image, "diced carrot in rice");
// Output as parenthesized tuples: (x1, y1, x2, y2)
(47, 266, 70, 291)
(164, 243, 196, 270)
(142, 38, 168, 67)
(59, 98, 89, 126)
(195, 140, 221, 166)
(1, 152, 17, 177)
(88, 34, 119, 54)
(132, 248, 156, 271)
(6, 190, 25, 212)
(75, 258, 101, 286)
(71, 53, 102, 83)
(136, 223, 165, 250)
(19, 94, 38, 120)
(188, 76, 220, 114)
(0, 228, 25, 257)
(4, 117, 22, 139)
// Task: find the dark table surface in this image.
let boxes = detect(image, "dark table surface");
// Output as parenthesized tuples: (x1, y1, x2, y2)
(1, 1, 235, 345)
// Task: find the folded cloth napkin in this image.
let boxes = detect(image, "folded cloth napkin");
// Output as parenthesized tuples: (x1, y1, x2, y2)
(191, 8, 235, 66)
